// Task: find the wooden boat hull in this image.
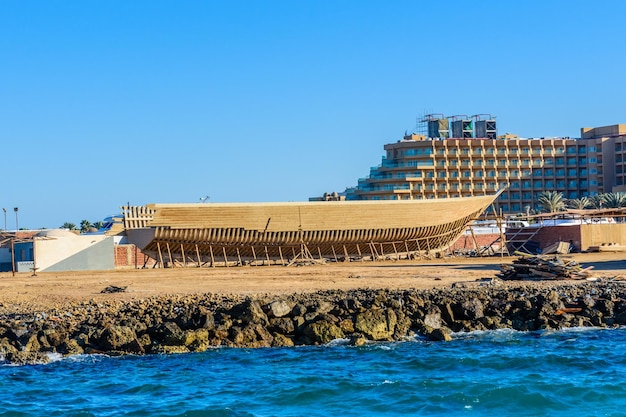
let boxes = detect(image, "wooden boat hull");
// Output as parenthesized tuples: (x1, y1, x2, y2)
(123, 194, 499, 265)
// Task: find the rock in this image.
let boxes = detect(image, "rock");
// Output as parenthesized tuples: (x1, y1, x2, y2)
(355, 308, 396, 341)
(238, 300, 269, 325)
(349, 334, 368, 346)
(59, 339, 84, 355)
(303, 321, 345, 344)
(271, 333, 295, 347)
(100, 325, 138, 351)
(424, 327, 452, 342)
(158, 321, 185, 345)
(266, 300, 292, 318)
(459, 298, 485, 320)
(5, 351, 51, 365)
(269, 317, 295, 335)
(423, 309, 443, 329)
(339, 318, 355, 334)
(230, 324, 273, 348)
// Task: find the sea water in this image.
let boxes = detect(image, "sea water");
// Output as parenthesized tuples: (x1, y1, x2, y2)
(2, 328, 626, 416)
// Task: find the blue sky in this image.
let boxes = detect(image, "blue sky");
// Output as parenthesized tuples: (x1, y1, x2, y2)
(2, 1, 625, 229)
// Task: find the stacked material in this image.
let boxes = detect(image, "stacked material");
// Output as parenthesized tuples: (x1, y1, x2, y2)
(498, 254, 593, 281)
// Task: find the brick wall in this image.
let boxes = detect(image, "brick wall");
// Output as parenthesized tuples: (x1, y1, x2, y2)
(114, 244, 157, 269)
(449, 233, 501, 251)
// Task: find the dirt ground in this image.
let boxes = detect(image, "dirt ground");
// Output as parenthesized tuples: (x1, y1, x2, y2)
(1, 252, 625, 311)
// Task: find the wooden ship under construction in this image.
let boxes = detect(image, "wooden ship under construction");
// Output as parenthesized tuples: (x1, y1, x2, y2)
(121, 192, 500, 267)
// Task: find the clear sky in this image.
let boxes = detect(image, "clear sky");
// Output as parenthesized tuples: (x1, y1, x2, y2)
(2, 1, 625, 229)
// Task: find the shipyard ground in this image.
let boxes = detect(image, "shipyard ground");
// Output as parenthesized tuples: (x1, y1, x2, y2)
(1, 252, 625, 312)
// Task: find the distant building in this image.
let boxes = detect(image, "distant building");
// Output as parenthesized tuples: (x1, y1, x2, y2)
(346, 118, 626, 214)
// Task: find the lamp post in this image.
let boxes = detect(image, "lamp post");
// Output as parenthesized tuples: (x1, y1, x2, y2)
(2, 208, 6, 231)
(13, 207, 18, 231)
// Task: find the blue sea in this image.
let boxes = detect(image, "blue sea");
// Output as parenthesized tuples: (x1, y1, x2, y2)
(2, 328, 626, 416)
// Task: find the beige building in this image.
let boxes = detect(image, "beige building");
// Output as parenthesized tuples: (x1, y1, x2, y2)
(347, 123, 626, 214)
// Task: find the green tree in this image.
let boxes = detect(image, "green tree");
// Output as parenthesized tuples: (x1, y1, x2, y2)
(62, 222, 77, 230)
(92, 221, 105, 230)
(589, 194, 606, 209)
(567, 197, 591, 210)
(80, 219, 92, 233)
(537, 191, 566, 213)
(601, 192, 626, 208)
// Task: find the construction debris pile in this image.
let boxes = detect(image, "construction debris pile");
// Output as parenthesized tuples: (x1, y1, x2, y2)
(498, 254, 593, 281)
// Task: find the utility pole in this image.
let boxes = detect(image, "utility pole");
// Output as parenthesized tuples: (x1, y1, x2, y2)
(13, 207, 18, 231)
(2, 208, 6, 231)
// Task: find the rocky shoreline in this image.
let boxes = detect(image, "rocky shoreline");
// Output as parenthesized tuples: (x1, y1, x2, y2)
(2, 280, 626, 365)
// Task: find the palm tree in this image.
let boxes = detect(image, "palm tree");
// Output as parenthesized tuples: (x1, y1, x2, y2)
(567, 197, 591, 210)
(80, 219, 92, 233)
(62, 222, 77, 230)
(589, 194, 606, 209)
(92, 221, 105, 230)
(602, 192, 626, 208)
(537, 191, 566, 213)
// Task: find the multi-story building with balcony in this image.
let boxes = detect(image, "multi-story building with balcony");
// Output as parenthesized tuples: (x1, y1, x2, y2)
(346, 120, 626, 214)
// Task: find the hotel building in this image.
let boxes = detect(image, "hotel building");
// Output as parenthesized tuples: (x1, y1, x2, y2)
(346, 118, 626, 214)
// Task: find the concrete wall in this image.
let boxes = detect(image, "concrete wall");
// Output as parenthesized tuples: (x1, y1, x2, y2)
(34, 233, 114, 272)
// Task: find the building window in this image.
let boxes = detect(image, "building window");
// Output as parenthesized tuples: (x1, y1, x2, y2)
(486, 147, 495, 154)
(510, 181, 520, 189)
(475, 171, 484, 178)
(556, 180, 565, 188)
(463, 171, 471, 178)
(533, 170, 542, 177)
(521, 148, 529, 154)
(544, 169, 553, 176)
(568, 169, 577, 176)
(437, 171, 446, 178)
(545, 180, 554, 188)
(522, 181, 531, 189)
(450, 171, 459, 178)
(487, 170, 495, 177)
(533, 180, 542, 188)
(578, 157, 586, 164)
(545, 158, 554, 165)
(566, 146, 576, 154)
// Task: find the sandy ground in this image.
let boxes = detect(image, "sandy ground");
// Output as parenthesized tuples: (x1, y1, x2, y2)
(1, 253, 625, 310)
